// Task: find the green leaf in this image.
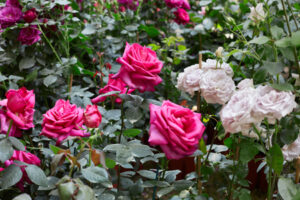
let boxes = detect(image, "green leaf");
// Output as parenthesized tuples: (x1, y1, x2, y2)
(24, 69, 38, 82)
(82, 24, 96, 35)
(25, 165, 48, 186)
(278, 178, 298, 200)
(0, 164, 22, 189)
(8, 137, 25, 151)
(249, 36, 270, 45)
(12, 193, 32, 200)
(105, 158, 116, 169)
(275, 31, 300, 47)
(239, 140, 259, 163)
(268, 144, 283, 175)
(50, 144, 61, 154)
(262, 61, 283, 76)
(43, 75, 57, 87)
(139, 25, 160, 38)
(270, 26, 284, 40)
(271, 83, 294, 91)
(199, 138, 207, 154)
(157, 186, 174, 198)
(138, 170, 157, 179)
(253, 68, 268, 84)
(123, 129, 142, 137)
(81, 166, 111, 187)
(0, 138, 13, 162)
(19, 57, 35, 71)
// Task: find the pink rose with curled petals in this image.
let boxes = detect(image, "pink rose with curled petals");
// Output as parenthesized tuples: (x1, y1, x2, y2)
(174, 8, 190, 25)
(18, 25, 41, 45)
(40, 99, 89, 145)
(113, 43, 163, 93)
(91, 74, 135, 104)
(0, 87, 35, 137)
(148, 100, 206, 160)
(84, 105, 102, 128)
(4, 150, 40, 191)
(0, 6, 22, 29)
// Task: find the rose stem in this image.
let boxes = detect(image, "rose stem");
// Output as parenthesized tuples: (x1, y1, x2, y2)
(6, 120, 13, 138)
(295, 157, 300, 183)
(280, 0, 300, 75)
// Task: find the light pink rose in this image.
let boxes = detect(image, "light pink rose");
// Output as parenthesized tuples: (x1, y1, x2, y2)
(113, 43, 163, 93)
(220, 87, 260, 134)
(237, 78, 254, 90)
(282, 135, 300, 162)
(253, 85, 297, 123)
(148, 100, 206, 160)
(0, 87, 35, 137)
(202, 59, 234, 77)
(91, 74, 135, 104)
(199, 70, 235, 105)
(174, 8, 190, 25)
(4, 150, 40, 191)
(40, 99, 89, 145)
(84, 105, 102, 128)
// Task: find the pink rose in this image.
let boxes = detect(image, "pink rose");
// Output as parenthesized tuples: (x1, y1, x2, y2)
(148, 100, 206, 160)
(165, 0, 190, 9)
(4, 150, 40, 191)
(0, 6, 22, 29)
(174, 8, 190, 25)
(113, 43, 163, 93)
(91, 74, 135, 104)
(18, 25, 41, 45)
(23, 8, 37, 23)
(0, 87, 35, 137)
(117, 0, 139, 10)
(40, 99, 89, 145)
(5, 0, 22, 8)
(84, 105, 102, 128)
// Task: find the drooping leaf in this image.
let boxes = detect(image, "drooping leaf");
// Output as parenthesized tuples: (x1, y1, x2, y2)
(0, 164, 22, 189)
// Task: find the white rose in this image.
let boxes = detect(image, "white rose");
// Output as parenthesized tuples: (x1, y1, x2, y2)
(253, 85, 297, 124)
(215, 47, 224, 58)
(249, 3, 266, 23)
(199, 70, 235, 105)
(237, 79, 254, 90)
(202, 59, 234, 77)
(282, 134, 300, 162)
(220, 87, 260, 134)
(177, 64, 203, 96)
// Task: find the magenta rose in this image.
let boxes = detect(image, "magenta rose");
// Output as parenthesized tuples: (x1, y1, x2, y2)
(165, 0, 190, 9)
(148, 100, 206, 160)
(91, 74, 135, 104)
(0, 6, 22, 29)
(5, 0, 22, 8)
(84, 105, 102, 128)
(117, 0, 139, 10)
(4, 150, 40, 191)
(18, 25, 41, 45)
(0, 87, 35, 137)
(113, 43, 163, 93)
(174, 8, 190, 25)
(23, 8, 37, 23)
(40, 99, 89, 145)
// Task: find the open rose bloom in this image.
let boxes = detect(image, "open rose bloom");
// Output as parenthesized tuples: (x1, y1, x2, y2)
(0, 87, 35, 137)
(113, 43, 163, 93)
(148, 100, 205, 160)
(40, 99, 89, 145)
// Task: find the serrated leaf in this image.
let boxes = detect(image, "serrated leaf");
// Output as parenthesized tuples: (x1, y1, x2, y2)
(8, 137, 25, 151)
(19, 57, 35, 71)
(262, 61, 283, 76)
(25, 165, 48, 187)
(81, 167, 112, 187)
(270, 26, 284, 40)
(82, 24, 96, 35)
(249, 36, 270, 44)
(123, 129, 142, 137)
(0, 164, 22, 189)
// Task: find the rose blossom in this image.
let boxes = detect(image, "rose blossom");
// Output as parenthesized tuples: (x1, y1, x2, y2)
(23, 8, 37, 23)
(202, 59, 234, 77)
(117, 0, 139, 11)
(91, 74, 135, 104)
(253, 85, 297, 124)
(113, 43, 163, 93)
(5, 0, 22, 8)
(282, 135, 300, 162)
(148, 100, 206, 160)
(177, 64, 203, 96)
(0, 6, 22, 29)
(249, 3, 266, 23)
(199, 70, 235, 105)
(40, 99, 89, 145)
(4, 150, 40, 191)
(237, 78, 254, 90)
(174, 8, 190, 25)
(0, 87, 35, 137)
(220, 87, 260, 134)
(165, 0, 190, 9)
(84, 105, 102, 128)
(18, 25, 41, 45)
